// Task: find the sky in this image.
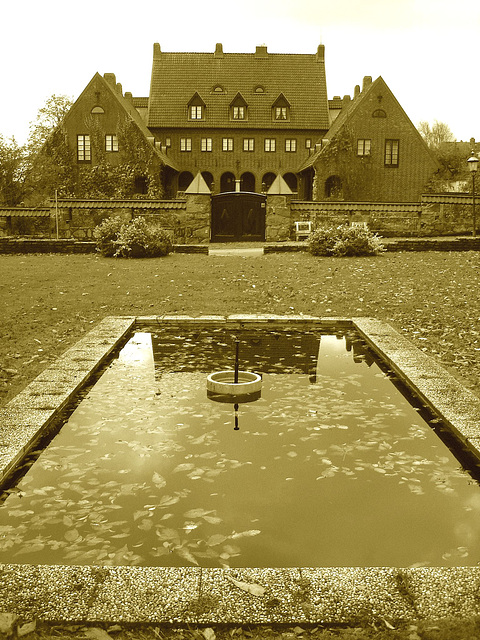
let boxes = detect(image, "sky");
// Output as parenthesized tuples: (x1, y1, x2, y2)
(1, 0, 479, 146)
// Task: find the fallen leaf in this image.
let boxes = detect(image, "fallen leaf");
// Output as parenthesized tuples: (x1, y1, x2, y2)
(226, 575, 265, 596)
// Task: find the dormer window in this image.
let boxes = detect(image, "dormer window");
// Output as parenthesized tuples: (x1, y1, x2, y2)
(234, 106, 245, 119)
(188, 93, 206, 121)
(190, 105, 203, 119)
(230, 93, 248, 121)
(272, 94, 291, 121)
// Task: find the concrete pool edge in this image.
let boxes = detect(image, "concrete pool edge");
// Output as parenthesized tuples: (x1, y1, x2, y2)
(1, 314, 480, 624)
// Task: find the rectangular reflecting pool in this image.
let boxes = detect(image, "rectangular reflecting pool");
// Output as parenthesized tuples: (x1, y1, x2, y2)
(1, 324, 479, 568)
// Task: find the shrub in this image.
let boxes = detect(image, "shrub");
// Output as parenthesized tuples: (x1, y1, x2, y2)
(92, 216, 124, 257)
(308, 225, 385, 257)
(93, 216, 173, 258)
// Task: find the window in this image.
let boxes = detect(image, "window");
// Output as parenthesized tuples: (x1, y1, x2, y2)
(233, 106, 245, 120)
(77, 134, 91, 162)
(105, 134, 118, 152)
(305, 139, 312, 149)
(180, 138, 192, 152)
(373, 109, 387, 118)
(222, 138, 234, 151)
(385, 139, 399, 166)
(265, 138, 276, 152)
(357, 139, 371, 156)
(201, 138, 213, 152)
(285, 139, 297, 152)
(190, 105, 203, 120)
(272, 94, 291, 121)
(230, 93, 248, 121)
(243, 138, 254, 152)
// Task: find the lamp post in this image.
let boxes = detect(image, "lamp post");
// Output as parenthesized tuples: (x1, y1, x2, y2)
(467, 153, 479, 237)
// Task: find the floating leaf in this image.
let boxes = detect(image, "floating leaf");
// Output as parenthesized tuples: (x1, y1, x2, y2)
(173, 463, 195, 473)
(64, 529, 80, 542)
(152, 472, 166, 487)
(184, 508, 214, 518)
(230, 529, 261, 539)
(206, 534, 228, 547)
(176, 546, 199, 565)
(158, 495, 179, 507)
(203, 515, 223, 525)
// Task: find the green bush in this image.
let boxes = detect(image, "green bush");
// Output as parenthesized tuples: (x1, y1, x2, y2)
(308, 225, 385, 257)
(93, 216, 173, 258)
(92, 216, 124, 257)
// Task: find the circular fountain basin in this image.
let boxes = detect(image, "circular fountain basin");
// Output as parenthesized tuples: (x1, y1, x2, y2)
(206, 370, 262, 396)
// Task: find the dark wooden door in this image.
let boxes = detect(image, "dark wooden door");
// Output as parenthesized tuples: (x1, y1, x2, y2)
(211, 192, 266, 242)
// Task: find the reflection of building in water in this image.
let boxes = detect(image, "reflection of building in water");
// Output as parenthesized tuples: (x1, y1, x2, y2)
(150, 329, 375, 381)
(345, 335, 375, 366)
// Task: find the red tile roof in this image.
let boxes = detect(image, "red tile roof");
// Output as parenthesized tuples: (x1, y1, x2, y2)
(148, 46, 329, 130)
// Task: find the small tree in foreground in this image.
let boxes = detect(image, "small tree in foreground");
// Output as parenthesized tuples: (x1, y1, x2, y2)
(309, 225, 385, 257)
(93, 216, 172, 258)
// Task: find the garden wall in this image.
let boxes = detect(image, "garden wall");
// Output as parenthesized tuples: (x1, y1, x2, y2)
(291, 193, 478, 237)
(1, 192, 478, 243)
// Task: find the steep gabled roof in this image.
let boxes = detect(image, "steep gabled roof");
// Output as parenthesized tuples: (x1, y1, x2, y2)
(66, 73, 177, 170)
(299, 76, 437, 172)
(148, 44, 329, 130)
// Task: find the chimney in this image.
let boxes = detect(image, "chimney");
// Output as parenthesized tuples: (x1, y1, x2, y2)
(153, 43, 161, 57)
(255, 44, 268, 57)
(342, 95, 351, 108)
(214, 42, 224, 58)
(124, 91, 133, 103)
(362, 76, 372, 91)
(116, 83, 123, 95)
(354, 85, 360, 98)
(104, 73, 116, 87)
(316, 44, 325, 62)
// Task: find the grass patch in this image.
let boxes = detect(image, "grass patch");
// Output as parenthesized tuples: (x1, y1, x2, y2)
(1, 251, 480, 406)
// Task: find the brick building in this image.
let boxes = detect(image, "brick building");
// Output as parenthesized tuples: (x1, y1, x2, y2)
(299, 76, 439, 202)
(57, 43, 439, 206)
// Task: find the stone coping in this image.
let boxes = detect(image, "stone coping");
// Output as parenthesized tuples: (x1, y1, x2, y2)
(1, 315, 480, 624)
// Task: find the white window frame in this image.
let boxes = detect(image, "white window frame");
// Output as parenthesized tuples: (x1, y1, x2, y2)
(285, 139, 297, 152)
(265, 138, 276, 152)
(233, 106, 245, 120)
(105, 134, 118, 152)
(180, 138, 192, 152)
(77, 134, 91, 162)
(357, 139, 371, 156)
(201, 138, 213, 152)
(243, 138, 254, 152)
(190, 105, 203, 120)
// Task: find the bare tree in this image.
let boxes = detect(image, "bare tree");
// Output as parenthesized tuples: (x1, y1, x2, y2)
(418, 120, 455, 150)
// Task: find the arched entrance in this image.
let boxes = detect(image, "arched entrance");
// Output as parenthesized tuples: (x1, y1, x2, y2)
(201, 171, 214, 192)
(220, 172, 236, 192)
(262, 172, 276, 192)
(283, 172, 298, 194)
(211, 192, 266, 242)
(241, 172, 255, 192)
(178, 171, 194, 192)
(325, 175, 343, 199)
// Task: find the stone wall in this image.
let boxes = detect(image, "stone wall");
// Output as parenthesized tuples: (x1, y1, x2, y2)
(291, 193, 479, 237)
(265, 194, 292, 241)
(1, 193, 479, 242)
